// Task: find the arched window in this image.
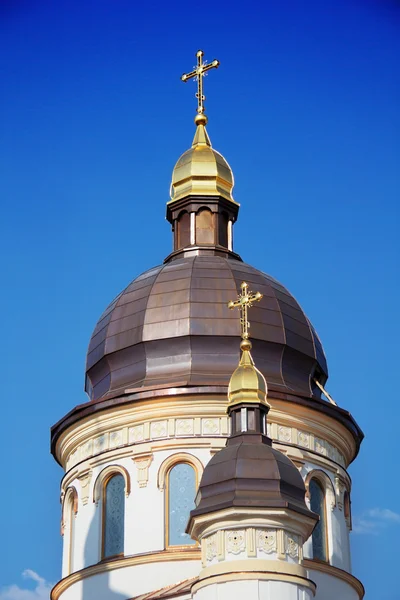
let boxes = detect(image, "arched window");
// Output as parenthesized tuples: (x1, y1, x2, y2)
(102, 474, 125, 559)
(310, 478, 328, 562)
(167, 463, 196, 547)
(196, 209, 214, 245)
(177, 211, 190, 248)
(62, 487, 78, 576)
(68, 496, 75, 571)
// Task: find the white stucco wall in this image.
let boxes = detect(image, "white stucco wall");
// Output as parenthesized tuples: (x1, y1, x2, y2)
(194, 580, 313, 600)
(55, 398, 358, 600)
(58, 560, 201, 600)
(309, 569, 359, 600)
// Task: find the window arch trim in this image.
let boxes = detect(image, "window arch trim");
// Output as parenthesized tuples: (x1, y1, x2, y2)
(164, 461, 198, 548)
(61, 486, 78, 536)
(305, 469, 336, 510)
(195, 208, 215, 245)
(61, 486, 78, 576)
(101, 472, 126, 560)
(93, 465, 131, 505)
(305, 469, 334, 564)
(157, 453, 203, 491)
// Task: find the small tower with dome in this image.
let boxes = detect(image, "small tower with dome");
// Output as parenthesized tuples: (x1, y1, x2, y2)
(50, 51, 364, 600)
(187, 290, 319, 600)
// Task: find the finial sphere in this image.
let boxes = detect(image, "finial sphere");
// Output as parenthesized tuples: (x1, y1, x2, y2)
(240, 339, 252, 352)
(194, 113, 208, 126)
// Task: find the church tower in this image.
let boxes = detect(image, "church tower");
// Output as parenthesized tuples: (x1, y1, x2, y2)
(50, 51, 364, 600)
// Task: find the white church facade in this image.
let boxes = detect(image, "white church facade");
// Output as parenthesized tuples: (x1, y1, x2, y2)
(50, 51, 364, 600)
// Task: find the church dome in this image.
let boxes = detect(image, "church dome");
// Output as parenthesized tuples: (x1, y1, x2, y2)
(170, 121, 236, 203)
(85, 255, 327, 402)
(190, 434, 312, 519)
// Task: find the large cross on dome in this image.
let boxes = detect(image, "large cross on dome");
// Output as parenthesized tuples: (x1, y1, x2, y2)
(228, 282, 263, 341)
(181, 50, 220, 115)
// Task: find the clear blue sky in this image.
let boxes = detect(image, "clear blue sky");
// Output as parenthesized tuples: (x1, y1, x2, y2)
(1, 1, 399, 598)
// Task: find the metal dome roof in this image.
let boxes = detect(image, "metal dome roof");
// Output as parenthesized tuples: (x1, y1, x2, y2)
(85, 255, 327, 402)
(190, 434, 314, 519)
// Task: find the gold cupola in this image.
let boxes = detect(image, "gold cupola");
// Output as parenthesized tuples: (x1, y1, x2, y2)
(166, 51, 240, 259)
(228, 282, 270, 408)
(228, 338, 269, 407)
(170, 114, 236, 203)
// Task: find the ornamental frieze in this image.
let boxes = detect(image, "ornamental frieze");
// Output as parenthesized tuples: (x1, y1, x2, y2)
(203, 527, 300, 564)
(65, 417, 345, 471)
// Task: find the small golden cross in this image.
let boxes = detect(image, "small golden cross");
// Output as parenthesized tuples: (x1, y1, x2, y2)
(181, 50, 220, 115)
(228, 282, 263, 340)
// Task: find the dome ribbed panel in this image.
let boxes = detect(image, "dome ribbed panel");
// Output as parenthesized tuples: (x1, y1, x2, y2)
(85, 256, 327, 401)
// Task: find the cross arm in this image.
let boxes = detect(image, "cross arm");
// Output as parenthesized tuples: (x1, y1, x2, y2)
(248, 292, 263, 303)
(202, 60, 220, 73)
(181, 70, 197, 82)
(228, 300, 242, 309)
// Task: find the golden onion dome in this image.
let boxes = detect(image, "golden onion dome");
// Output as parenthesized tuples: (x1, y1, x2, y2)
(228, 339, 270, 407)
(170, 114, 236, 203)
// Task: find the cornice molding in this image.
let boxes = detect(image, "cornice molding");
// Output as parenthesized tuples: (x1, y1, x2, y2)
(55, 396, 354, 481)
(304, 559, 365, 599)
(51, 387, 363, 464)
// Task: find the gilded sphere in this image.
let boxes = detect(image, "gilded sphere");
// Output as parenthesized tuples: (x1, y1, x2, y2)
(240, 339, 252, 352)
(194, 113, 208, 126)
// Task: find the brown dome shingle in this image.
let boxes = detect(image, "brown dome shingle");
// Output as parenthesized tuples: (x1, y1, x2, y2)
(190, 434, 313, 519)
(85, 255, 327, 402)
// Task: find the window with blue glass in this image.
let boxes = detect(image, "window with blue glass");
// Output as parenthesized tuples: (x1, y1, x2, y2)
(310, 478, 328, 562)
(103, 474, 125, 558)
(167, 463, 196, 546)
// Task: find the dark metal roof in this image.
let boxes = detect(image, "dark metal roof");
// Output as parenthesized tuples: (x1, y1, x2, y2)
(86, 255, 327, 402)
(189, 433, 318, 521)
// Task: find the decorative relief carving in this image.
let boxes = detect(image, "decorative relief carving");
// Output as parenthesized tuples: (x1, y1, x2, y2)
(298, 431, 310, 449)
(256, 529, 276, 554)
(65, 418, 345, 472)
(315, 437, 327, 456)
(278, 426, 292, 443)
(80, 440, 93, 460)
(132, 453, 153, 488)
(150, 421, 167, 439)
(78, 469, 92, 506)
(206, 533, 217, 561)
(226, 530, 246, 555)
(67, 449, 78, 470)
(205, 528, 302, 561)
(202, 418, 219, 435)
(334, 471, 346, 511)
(285, 533, 299, 559)
(176, 419, 194, 436)
(327, 442, 337, 462)
(109, 430, 123, 449)
(129, 425, 144, 443)
(93, 434, 107, 454)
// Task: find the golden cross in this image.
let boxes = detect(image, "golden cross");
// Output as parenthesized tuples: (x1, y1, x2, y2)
(228, 282, 263, 340)
(181, 50, 220, 115)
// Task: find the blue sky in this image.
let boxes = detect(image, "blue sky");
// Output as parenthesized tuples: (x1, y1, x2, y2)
(1, 1, 399, 598)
